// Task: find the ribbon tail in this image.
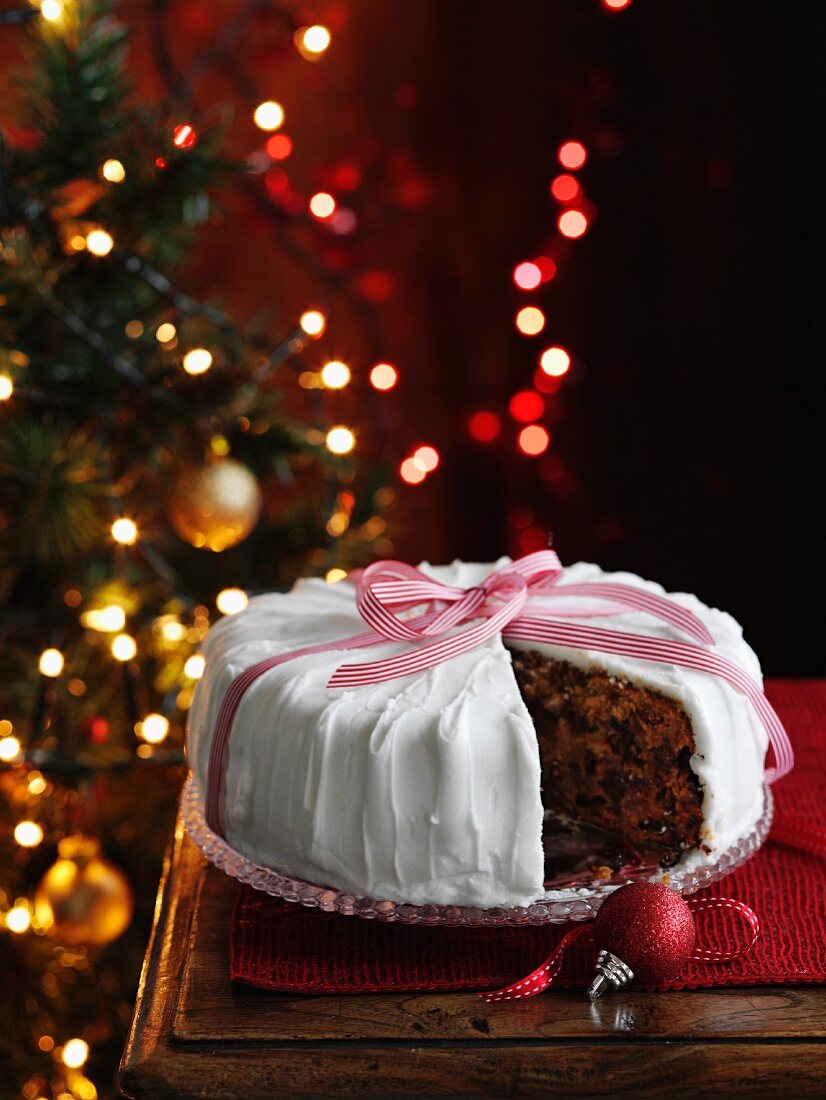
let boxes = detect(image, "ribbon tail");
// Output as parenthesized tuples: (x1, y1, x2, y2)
(688, 897, 760, 962)
(481, 925, 591, 1003)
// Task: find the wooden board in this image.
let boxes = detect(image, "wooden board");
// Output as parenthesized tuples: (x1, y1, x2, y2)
(120, 813, 826, 1098)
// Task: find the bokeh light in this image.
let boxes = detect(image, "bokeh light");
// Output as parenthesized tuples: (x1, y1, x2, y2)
(5, 905, 31, 934)
(85, 228, 114, 256)
(266, 134, 293, 160)
(550, 173, 581, 202)
(467, 411, 502, 443)
(602, 0, 632, 9)
(309, 192, 336, 219)
(325, 426, 355, 455)
(513, 261, 542, 291)
(509, 390, 545, 422)
(399, 457, 426, 484)
(326, 568, 348, 584)
(139, 713, 170, 744)
(558, 140, 587, 170)
(299, 310, 326, 337)
(184, 655, 205, 680)
(558, 209, 589, 239)
(253, 101, 285, 131)
(295, 24, 331, 57)
(369, 362, 398, 390)
(182, 347, 213, 375)
(61, 1039, 89, 1069)
(320, 360, 351, 388)
(0, 375, 13, 401)
(14, 821, 44, 848)
(172, 123, 197, 149)
(216, 588, 249, 615)
(111, 634, 137, 662)
(0, 736, 21, 762)
(518, 424, 551, 456)
(515, 306, 546, 335)
(111, 517, 138, 545)
(101, 158, 125, 183)
(539, 346, 571, 376)
(38, 649, 64, 678)
(413, 445, 440, 472)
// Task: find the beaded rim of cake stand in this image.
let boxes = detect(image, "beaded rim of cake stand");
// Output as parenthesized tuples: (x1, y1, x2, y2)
(182, 774, 773, 927)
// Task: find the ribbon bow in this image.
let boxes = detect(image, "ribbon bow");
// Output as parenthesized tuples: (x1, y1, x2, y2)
(205, 550, 793, 838)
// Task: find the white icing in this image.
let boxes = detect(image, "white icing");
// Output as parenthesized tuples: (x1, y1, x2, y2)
(188, 559, 768, 907)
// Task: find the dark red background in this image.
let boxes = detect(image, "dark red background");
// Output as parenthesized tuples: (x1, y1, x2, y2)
(2, 0, 823, 674)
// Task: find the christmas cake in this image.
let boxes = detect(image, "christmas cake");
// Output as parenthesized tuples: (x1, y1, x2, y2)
(187, 560, 770, 908)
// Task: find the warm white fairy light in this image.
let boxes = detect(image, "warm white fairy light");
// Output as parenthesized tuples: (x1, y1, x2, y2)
(182, 347, 213, 375)
(38, 649, 64, 677)
(61, 1039, 89, 1069)
(156, 322, 177, 343)
(0, 375, 13, 401)
(161, 620, 186, 642)
(299, 310, 326, 337)
(326, 568, 347, 584)
(216, 588, 248, 615)
(0, 736, 21, 762)
(111, 633, 137, 661)
(81, 605, 126, 633)
(320, 360, 351, 389)
(296, 24, 331, 57)
(39, 0, 63, 22)
(138, 713, 169, 744)
(325, 426, 355, 455)
(14, 821, 43, 848)
(253, 100, 285, 131)
(111, 517, 138, 545)
(184, 654, 205, 680)
(101, 158, 125, 183)
(5, 905, 31, 934)
(85, 228, 114, 256)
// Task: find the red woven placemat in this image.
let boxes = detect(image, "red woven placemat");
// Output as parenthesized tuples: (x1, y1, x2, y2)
(230, 679, 826, 993)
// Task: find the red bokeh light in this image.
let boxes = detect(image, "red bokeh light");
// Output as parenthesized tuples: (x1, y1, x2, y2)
(332, 162, 362, 191)
(266, 134, 293, 160)
(602, 0, 631, 9)
(154, 156, 168, 170)
(264, 168, 289, 195)
(550, 173, 581, 203)
(413, 445, 440, 472)
(534, 256, 557, 283)
(558, 209, 589, 239)
(369, 362, 398, 391)
(513, 261, 542, 291)
(357, 270, 395, 301)
(519, 526, 548, 553)
(518, 424, 551, 456)
(172, 123, 197, 150)
(533, 368, 564, 394)
(399, 457, 426, 485)
(509, 390, 545, 422)
(467, 411, 502, 443)
(507, 505, 535, 529)
(558, 140, 587, 170)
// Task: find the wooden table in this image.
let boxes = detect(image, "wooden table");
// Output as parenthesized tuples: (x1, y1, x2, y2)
(120, 814, 826, 1098)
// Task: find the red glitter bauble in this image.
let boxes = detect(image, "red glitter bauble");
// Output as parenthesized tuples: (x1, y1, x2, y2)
(593, 882, 695, 984)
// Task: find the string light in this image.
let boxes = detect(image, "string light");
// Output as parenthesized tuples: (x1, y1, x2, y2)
(172, 123, 197, 150)
(156, 322, 176, 343)
(184, 655, 205, 680)
(0, 735, 21, 762)
(540, 346, 571, 376)
(515, 306, 546, 335)
(39, 0, 62, 21)
(5, 905, 31, 934)
(61, 1039, 89, 1070)
(509, 390, 544, 422)
(550, 173, 581, 202)
(299, 310, 326, 337)
(467, 411, 502, 443)
(369, 362, 398, 391)
(182, 347, 213, 375)
(216, 588, 248, 615)
(412, 445, 440, 472)
(558, 141, 587, 170)
(309, 192, 336, 220)
(518, 424, 551, 456)
(85, 229, 114, 256)
(253, 101, 285, 132)
(101, 159, 125, 183)
(534, 256, 557, 282)
(38, 649, 64, 678)
(111, 634, 137, 661)
(160, 619, 186, 642)
(326, 568, 347, 583)
(0, 375, 13, 401)
(295, 24, 331, 58)
(320, 360, 351, 388)
(111, 517, 138, 545)
(28, 773, 47, 795)
(513, 262, 542, 291)
(81, 605, 126, 633)
(602, 0, 632, 9)
(558, 209, 589, 239)
(138, 714, 169, 745)
(325, 426, 355, 455)
(14, 821, 43, 848)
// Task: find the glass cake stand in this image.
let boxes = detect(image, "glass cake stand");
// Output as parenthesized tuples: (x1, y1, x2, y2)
(182, 774, 773, 927)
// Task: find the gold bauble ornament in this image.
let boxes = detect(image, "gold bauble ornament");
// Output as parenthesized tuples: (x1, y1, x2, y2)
(33, 835, 134, 947)
(168, 457, 262, 552)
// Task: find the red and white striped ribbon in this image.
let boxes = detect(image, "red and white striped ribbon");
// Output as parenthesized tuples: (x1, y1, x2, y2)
(480, 896, 760, 1003)
(204, 550, 793, 837)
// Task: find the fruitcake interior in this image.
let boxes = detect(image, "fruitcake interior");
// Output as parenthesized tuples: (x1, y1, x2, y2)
(511, 651, 704, 874)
